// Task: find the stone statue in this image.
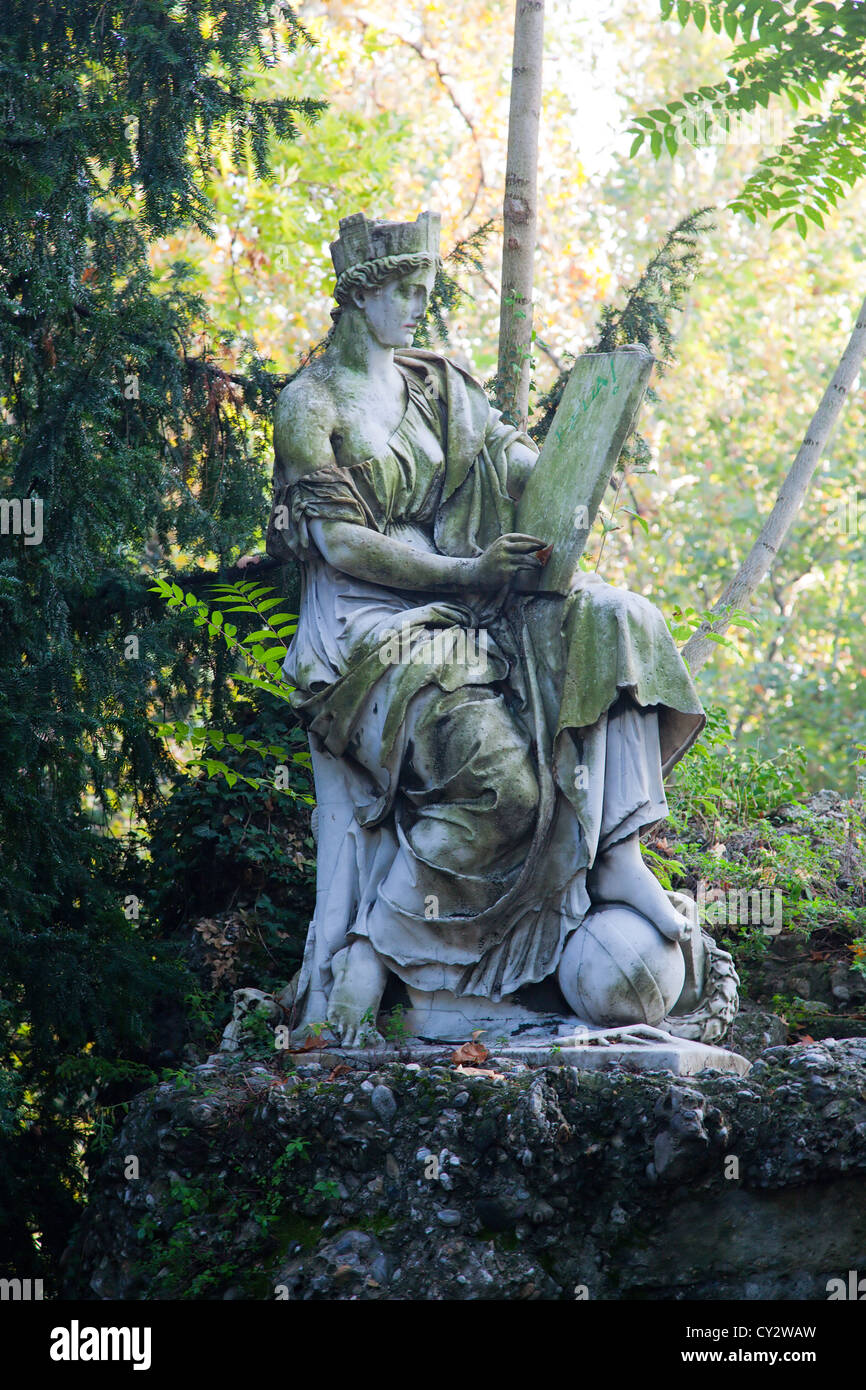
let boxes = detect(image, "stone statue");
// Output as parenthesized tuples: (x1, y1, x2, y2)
(262, 210, 740, 1063)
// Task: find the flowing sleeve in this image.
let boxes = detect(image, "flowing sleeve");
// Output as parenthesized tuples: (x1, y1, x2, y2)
(484, 405, 537, 462)
(265, 461, 379, 563)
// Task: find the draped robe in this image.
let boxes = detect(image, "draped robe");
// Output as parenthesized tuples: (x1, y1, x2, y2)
(266, 349, 705, 1006)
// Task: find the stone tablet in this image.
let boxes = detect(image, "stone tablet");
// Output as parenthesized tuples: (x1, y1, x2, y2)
(514, 344, 655, 594)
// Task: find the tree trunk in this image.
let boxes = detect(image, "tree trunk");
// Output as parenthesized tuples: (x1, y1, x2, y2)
(496, 0, 545, 431)
(682, 293, 866, 674)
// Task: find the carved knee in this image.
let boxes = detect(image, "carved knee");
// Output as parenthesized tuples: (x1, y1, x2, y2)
(496, 758, 538, 843)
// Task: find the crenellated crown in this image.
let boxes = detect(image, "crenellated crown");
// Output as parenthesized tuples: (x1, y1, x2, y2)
(330, 211, 441, 278)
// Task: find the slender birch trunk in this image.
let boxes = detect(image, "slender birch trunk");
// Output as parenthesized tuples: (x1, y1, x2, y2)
(496, 0, 544, 431)
(682, 294, 866, 674)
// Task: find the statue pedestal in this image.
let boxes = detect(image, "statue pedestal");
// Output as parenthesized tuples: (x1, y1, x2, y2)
(395, 985, 749, 1075)
(492, 1033, 750, 1076)
(402, 986, 573, 1044)
(291, 1034, 750, 1077)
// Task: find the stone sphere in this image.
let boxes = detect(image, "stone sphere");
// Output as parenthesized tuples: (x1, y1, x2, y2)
(557, 905, 686, 1027)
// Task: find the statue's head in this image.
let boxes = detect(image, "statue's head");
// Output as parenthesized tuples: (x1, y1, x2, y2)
(329, 211, 441, 348)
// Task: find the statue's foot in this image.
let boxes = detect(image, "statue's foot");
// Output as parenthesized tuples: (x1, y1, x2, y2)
(326, 939, 388, 1048)
(579, 1023, 675, 1048)
(587, 832, 688, 942)
(327, 1005, 385, 1049)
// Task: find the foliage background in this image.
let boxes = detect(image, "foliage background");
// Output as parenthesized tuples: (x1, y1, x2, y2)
(1, 0, 864, 1285)
(160, 0, 866, 790)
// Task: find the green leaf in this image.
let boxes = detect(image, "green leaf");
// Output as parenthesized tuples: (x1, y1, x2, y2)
(650, 128, 664, 157)
(622, 508, 651, 535)
(232, 674, 293, 701)
(242, 585, 278, 601)
(795, 212, 808, 238)
(734, 38, 767, 58)
(692, 2, 706, 30)
(676, 0, 691, 26)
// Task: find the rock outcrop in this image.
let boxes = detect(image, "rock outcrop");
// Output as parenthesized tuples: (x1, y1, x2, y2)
(67, 1037, 866, 1301)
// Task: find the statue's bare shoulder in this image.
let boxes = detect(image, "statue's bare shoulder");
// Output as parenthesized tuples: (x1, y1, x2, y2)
(273, 363, 340, 486)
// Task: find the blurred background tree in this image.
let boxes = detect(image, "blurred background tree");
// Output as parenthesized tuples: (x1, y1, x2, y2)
(0, 0, 322, 1279)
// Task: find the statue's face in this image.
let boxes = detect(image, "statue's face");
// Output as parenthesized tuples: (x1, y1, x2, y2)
(353, 266, 436, 348)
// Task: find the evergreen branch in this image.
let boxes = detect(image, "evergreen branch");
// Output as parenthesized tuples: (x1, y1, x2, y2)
(532, 208, 715, 444)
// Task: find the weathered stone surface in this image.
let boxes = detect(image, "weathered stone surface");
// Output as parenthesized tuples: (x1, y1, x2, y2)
(264, 210, 711, 1049)
(66, 1038, 866, 1301)
(730, 1007, 788, 1060)
(514, 344, 654, 595)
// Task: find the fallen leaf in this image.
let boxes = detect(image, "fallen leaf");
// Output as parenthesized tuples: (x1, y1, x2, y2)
(453, 1064, 506, 1080)
(451, 1040, 489, 1066)
(327, 1064, 351, 1081)
(290, 1033, 326, 1053)
(535, 544, 553, 566)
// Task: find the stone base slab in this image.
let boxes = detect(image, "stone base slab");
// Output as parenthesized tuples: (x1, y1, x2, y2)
(289, 1030, 750, 1077)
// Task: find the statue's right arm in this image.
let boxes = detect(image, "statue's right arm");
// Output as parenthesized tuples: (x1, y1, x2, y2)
(310, 518, 481, 593)
(312, 520, 547, 593)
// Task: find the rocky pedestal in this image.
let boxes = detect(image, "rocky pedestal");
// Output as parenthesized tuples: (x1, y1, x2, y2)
(67, 1037, 866, 1301)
